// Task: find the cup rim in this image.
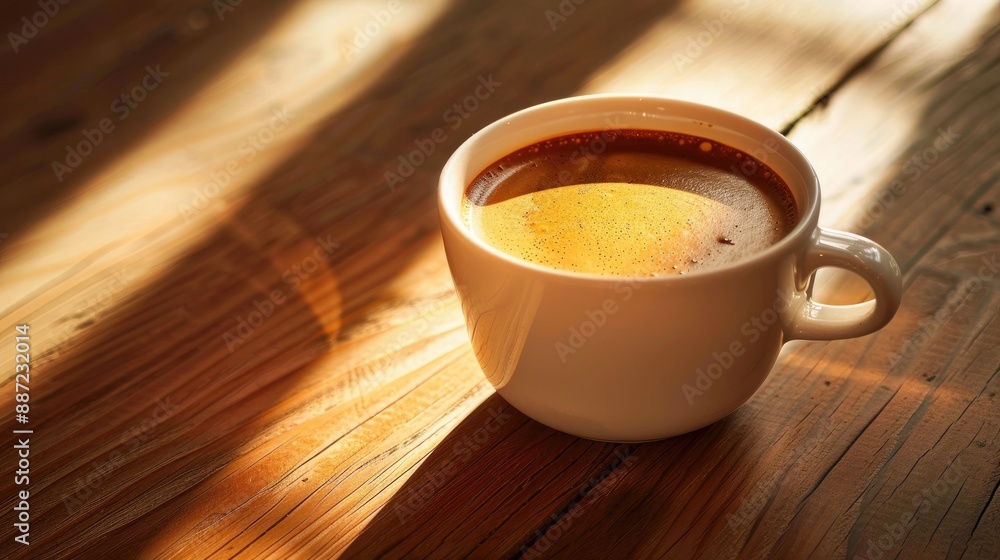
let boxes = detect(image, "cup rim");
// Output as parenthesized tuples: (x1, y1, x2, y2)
(438, 94, 820, 283)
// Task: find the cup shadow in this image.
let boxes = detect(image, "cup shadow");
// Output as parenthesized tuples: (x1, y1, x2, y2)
(335, 394, 742, 559)
(334, 394, 619, 559)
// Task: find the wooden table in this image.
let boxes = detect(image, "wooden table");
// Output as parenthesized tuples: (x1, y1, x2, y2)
(1, 0, 998, 558)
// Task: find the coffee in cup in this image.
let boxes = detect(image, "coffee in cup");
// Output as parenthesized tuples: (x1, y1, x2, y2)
(463, 129, 797, 276)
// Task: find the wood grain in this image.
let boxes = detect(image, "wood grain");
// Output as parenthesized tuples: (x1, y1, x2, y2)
(516, 1, 1000, 558)
(0, 0, 996, 558)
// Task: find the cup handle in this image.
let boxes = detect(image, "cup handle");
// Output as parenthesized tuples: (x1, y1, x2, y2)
(784, 227, 903, 341)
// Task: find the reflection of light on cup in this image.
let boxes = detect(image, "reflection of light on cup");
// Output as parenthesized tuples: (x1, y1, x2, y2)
(458, 279, 544, 389)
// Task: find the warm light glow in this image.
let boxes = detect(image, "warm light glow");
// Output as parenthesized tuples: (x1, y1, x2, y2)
(577, 0, 936, 128)
(0, 0, 451, 332)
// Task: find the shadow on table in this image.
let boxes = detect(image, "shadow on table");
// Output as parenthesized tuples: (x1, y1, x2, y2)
(336, 393, 740, 559)
(337, 394, 617, 559)
(0, 0, 297, 244)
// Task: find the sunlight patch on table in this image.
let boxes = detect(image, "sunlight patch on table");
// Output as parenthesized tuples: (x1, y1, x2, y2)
(0, 0, 452, 328)
(576, 0, 936, 129)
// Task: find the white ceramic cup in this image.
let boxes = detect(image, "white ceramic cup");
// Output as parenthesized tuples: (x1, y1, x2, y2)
(438, 95, 902, 442)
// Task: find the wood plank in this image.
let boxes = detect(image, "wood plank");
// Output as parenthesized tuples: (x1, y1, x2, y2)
(792, 0, 999, 305)
(578, 0, 939, 130)
(0, 0, 973, 558)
